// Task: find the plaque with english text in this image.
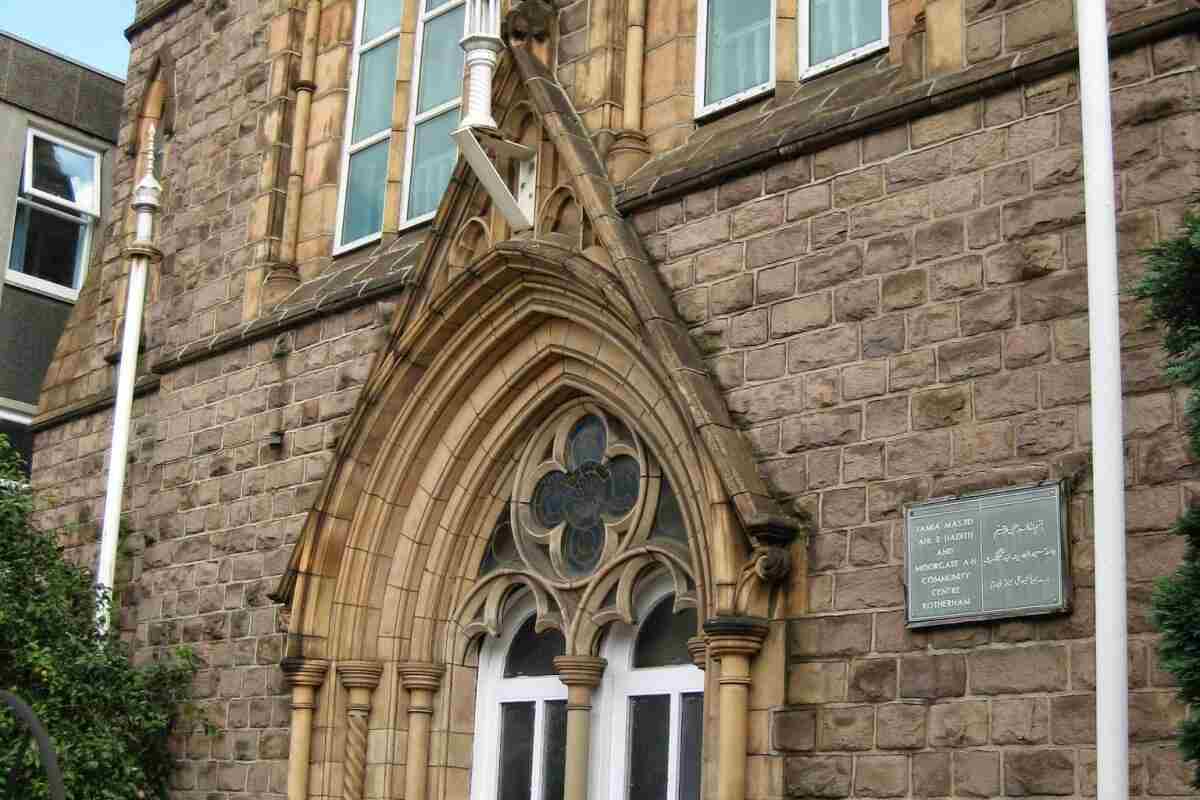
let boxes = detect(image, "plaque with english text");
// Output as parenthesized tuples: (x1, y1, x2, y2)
(904, 482, 1070, 628)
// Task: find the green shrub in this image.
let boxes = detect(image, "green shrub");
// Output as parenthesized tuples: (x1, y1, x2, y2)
(1140, 212, 1200, 786)
(0, 434, 199, 800)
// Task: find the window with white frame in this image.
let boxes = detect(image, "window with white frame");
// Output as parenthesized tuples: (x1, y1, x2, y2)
(800, 0, 888, 78)
(472, 585, 703, 800)
(403, 0, 465, 224)
(695, 0, 775, 118)
(597, 585, 704, 800)
(6, 129, 100, 302)
(335, 0, 465, 252)
(472, 593, 569, 800)
(336, 0, 403, 251)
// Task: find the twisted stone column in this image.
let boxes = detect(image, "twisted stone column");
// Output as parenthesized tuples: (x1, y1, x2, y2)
(338, 661, 383, 800)
(281, 658, 329, 800)
(704, 617, 768, 800)
(553, 656, 607, 800)
(397, 662, 445, 800)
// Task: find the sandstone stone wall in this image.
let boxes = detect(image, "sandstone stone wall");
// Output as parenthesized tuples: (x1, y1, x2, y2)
(25, 0, 1200, 798)
(633, 28, 1200, 798)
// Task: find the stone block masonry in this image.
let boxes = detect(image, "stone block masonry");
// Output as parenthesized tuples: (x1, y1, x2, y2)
(637, 29, 1200, 799)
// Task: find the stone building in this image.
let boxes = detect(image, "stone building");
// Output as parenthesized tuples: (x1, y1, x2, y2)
(26, 0, 1200, 798)
(0, 32, 123, 472)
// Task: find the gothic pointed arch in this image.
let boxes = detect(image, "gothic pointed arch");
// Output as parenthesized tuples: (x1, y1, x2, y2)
(273, 17, 803, 799)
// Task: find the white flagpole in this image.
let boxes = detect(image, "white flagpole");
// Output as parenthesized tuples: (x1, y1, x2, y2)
(1075, 3, 1130, 797)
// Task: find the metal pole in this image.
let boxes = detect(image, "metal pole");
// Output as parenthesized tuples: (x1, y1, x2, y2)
(97, 127, 161, 633)
(0, 691, 66, 800)
(1075, 3, 1129, 797)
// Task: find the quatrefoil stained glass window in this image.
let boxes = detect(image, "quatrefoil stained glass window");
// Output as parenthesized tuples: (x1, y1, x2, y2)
(483, 402, 689, 585)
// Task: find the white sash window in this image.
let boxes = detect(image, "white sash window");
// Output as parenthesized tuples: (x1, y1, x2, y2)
(800, 0, 889, 78)
(403, 0, 466, 224)
(336, 0, 465, 252)
(336, 0, 404, 251)
(695, 0, 776, 118)
(6, 129, 100, 302)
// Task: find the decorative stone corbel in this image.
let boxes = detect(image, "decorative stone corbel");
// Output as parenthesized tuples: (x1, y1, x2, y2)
(397, 662, 445, 800)
(281, 658, 329, 800)
(703, 617, 769, 800)
(338, 661, 384, 800)
(553, 656, 607, 800)
(735, 518, 802, 618)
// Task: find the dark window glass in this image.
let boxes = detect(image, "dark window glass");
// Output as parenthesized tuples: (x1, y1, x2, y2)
(10, 203, 85, 289)
(480, 510, 518, 576)
(0, 421, 32, 478)
(563, 522, 604, 576)
(678, 693, 703, 800)
(634, 597, 697, 669)
(498, 702, 535, 800)
(504, 616, 565, 677)
(627, 694, 670, 800)
(542, 700, 568, 800)
(568, 415, 606, 467)
(650, 481, 687, 544)
(604, 456, 640, 518)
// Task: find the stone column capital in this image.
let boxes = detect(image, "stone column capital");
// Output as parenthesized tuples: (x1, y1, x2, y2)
(553, 655, 607, 687)
(339, 660, 384, 691)
(397, 661, 445, 693)
(282, 657, 330, 688)
(703, 616, 769, 660)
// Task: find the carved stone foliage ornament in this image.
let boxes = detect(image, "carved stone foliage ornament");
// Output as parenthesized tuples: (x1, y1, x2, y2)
(456, 400, 698, 656)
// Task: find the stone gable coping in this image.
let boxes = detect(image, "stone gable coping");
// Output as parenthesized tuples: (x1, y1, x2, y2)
(124, 0, 191, 41)
(615, 0, 1200, 215)
(507, 46, 802, 541)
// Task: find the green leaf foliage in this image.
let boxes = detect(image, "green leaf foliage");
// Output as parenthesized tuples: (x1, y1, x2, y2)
(1140, 212, 1200, 786)
(0, 435, 198, 800)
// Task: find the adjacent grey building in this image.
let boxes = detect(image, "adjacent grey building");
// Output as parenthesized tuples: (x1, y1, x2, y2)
(0, 32, 122, 472)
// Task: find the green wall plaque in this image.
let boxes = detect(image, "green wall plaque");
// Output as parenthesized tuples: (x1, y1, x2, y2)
(905, 482, 1070, 628)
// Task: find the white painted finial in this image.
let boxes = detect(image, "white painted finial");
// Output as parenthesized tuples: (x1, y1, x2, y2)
(460, 0, 504, 130)
(132, 124, 162, 242)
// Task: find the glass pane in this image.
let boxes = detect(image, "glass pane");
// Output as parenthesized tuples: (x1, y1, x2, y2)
(651, 481, 687, 544)
(809, 0, 884, 66)
(628, 695, 670, 800)
(678, 694, 703, 800)
(341, 139, 389, 246)
(352, 38, 399, 142)
(31, 137, 96, 211)
(417, 5, 466, 114)
(634, 597, 698, 669)
(10, 202, 85, 289)
(362, 0, 403, 42)
(407, 110, 459, 220)
(542, 700, 568, 800)
(499, 702, 535, 800)
(704, 0, 771, 106)
(504, 615, 565, 677)
(568, 415, 606, 468)
(425, 0, 453, 11)
(604, 455, 640, 518)
(563, 522, 604, 577)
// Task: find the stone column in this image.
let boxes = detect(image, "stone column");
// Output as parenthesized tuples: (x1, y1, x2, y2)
(281, 658, 329, 800)
(553, 655, 607, 800)
(338, 661, 383, 800)
(703, 617, 768, 800)
(397, 662, 445, 800)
